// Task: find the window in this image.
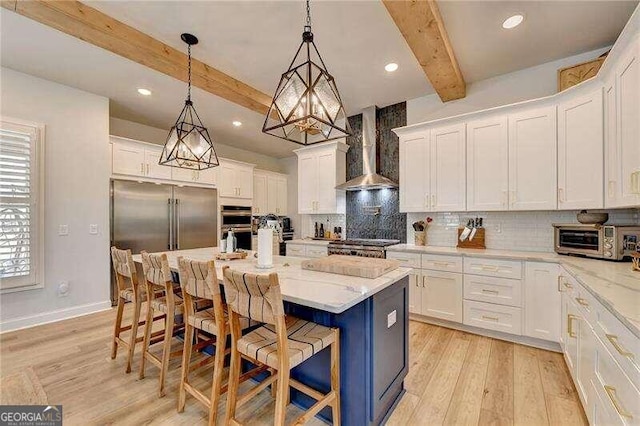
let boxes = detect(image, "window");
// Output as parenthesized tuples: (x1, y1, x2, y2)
(0, 119, 44, 292)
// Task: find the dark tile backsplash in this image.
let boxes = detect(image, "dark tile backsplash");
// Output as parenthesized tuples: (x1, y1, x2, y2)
(345, 102, 407, 242)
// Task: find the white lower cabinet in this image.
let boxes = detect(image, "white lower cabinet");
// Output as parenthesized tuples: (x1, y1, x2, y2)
(463, 300, 523, 335)
(524, 262, 561, 342)
(285, 243, 327, 258)
(421, 270, 463, 323)
(408, 270, 422, 315)
(286, 244, 306, 257)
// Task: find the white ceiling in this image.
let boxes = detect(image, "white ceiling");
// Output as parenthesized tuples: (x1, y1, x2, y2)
(1, 1, 638, 158)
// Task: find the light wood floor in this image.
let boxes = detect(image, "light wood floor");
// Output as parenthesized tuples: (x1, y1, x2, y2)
(0, 306, 587, 425)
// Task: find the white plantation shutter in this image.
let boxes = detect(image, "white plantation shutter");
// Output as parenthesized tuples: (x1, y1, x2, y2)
(0, 120, 42, 291)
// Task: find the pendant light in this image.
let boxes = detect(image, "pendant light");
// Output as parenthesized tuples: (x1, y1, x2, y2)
(262, 0, 351, 145)
(160, 33, 219, 170)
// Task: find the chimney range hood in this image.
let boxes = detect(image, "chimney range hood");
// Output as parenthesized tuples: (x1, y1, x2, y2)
(335, 106, 399, 191)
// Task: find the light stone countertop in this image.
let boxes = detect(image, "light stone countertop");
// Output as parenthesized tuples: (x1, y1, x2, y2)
(387, 244, 640, 337)
(285, 239, 333, 246)
(132, 248, 410, 314)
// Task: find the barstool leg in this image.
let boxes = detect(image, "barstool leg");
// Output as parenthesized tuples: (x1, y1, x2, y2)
(177, 320, 194, 412)
(125, 298, 143, 373)
(138, 301, 154, 380)
(111, 296, 125, 359)
(331, 329, 341, 426)
(274, 366, 290, 426)
(208, 331, 225, 425)
(224, 330, 241, 425)
(158, 310, 175, 397)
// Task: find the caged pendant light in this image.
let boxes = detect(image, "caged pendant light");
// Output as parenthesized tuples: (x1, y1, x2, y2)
(160, 33, 219, 170)
(262, 0, 351, 145)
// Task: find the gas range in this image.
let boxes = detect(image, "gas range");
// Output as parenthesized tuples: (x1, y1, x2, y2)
(328, 239, 400, 258)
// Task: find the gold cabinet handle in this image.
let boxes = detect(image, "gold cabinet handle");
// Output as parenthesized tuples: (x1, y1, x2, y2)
(481, 265, 499, 272)
(557, 275, 564, 292)
(606, 334, 634, 358)
(567, 314, 578, 338)
(604, 385, 633, 418)
(146, 163, 149, 175)
(481, 289, 499, 294)
(422, 276, 426, 288)
(433, 261, 450, 267)
(575, 297, 589, 307)
(140, 162, 144, 174)
(564, 281, 573, 289)
(482, 315, 499, 322)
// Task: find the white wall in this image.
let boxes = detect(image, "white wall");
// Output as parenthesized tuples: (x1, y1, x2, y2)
(110, 117, 285, 173)
(1, 68, 112, 331)
(407, 47, 611, 125)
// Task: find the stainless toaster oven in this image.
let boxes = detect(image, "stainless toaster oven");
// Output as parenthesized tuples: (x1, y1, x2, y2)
(553, 224, 640, 260)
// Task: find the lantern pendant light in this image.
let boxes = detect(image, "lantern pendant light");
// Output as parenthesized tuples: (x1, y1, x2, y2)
(262, 0, 351, 145)
(160, 33, 219, 170)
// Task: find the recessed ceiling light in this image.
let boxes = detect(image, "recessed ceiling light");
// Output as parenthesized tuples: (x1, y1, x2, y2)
(232, 121, 242, 127)
(137, 88, 152, 96)
(385, 63, 399, 72)
(502, 14, 524, 29)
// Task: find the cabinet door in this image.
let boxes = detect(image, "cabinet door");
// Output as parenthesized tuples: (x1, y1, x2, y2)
(564, 294, 580, 376)
(267, 175, 278, 214)
(253, 173, 268, 215)
(430, 123, 466, 211)
(399, 133, 429, 212)
(236, 166, 253, 199)
(577, 320, 596, 412)
(316, 150, 336, 213)
(421, 270, 463, 322)
(197, 167, 217, 186)
(616, 41, 640, 207)
(112, 140, 145, 176)
(508, 106, 557, 210)
(172, 166, 195, 183)
(298, 154, 317, 213)
(524, 262, 560, 342)
(219, 163, 237, 198)
(144, 146, 172, 180)
(409, 270, 422, 314)
(558, 90, 604, 209)
(467, 116, 509, 210)
(276, 176, 287, 215)
(604, 77, 620, 208)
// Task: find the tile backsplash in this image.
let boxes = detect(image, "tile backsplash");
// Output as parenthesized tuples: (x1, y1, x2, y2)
(300, 214, 346, 239)
(406, 209, 640, 252)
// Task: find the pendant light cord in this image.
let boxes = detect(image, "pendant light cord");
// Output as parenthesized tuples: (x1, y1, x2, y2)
(187, 43, 192, 102)
(305, 0, 311, 31)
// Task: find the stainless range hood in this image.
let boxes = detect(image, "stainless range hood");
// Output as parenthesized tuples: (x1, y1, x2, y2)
(335, 106, 399, 191)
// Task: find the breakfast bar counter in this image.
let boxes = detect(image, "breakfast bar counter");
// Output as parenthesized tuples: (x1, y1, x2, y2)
(133, 248, 411, 425)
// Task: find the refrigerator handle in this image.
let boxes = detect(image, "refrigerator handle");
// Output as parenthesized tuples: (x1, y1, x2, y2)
(168, 198, 173, 250)
(175, 198, 180, 250)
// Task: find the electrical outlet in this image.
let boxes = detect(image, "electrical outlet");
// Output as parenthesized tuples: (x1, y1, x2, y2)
(387, 310, 397, 328)
(58, 225, 69, 236)
(494, 223, 502, 233)
(58, 281, 70, 297)
(89, 224, 98, 235)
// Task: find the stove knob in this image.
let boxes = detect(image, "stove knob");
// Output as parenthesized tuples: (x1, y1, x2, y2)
(604, 242, 613, 249)
(604, 251, 613, 258)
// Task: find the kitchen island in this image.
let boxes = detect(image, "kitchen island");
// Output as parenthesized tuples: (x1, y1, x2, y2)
(133, 248, 411, 425)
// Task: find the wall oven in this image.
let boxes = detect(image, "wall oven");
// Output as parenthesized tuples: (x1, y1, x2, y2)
(553, 224, 640, 260)
(221, 205, 252, 250)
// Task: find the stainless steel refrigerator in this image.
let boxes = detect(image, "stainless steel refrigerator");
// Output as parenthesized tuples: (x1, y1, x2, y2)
(110, 179, 217, 302)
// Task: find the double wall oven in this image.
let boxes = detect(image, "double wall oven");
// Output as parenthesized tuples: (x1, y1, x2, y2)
(221, 205, 252, 250)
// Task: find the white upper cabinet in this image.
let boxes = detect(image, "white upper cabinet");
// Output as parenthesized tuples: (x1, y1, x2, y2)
(399, 132, 429, 212)
(275, 176, 288, 215)
(508, 105, 558, 210)
(143, 145, 172, 180)
(111, 137, 145, 177)
(218, 159, 254, 199)
(430, 123, 466, 212)
(557, 89, 604, 209)
(294, 141, 348, 215)
(255, 170, 288, 216)
(467, 116, 509, 211)
(253, 171, 268, 215)
(609, 38, 640, 207)
(604, 76, 619, 207)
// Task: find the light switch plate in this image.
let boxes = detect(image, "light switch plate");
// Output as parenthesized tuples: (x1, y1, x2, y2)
(58, 225, 69, 236)
(89, 224, 98, 235)
(387, 310, 397, 328)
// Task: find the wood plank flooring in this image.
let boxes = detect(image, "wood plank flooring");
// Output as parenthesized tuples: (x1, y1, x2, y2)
(0, 306, 587, 425)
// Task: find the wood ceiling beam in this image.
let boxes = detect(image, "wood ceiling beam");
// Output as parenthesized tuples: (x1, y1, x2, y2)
(382, 0, 466, 102)
(1, 0, 272, 115)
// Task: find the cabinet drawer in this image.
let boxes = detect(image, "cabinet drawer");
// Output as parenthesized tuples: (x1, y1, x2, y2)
(286, 244, 306, 257)
(305, 246, 327, 258)
(463, 300, 522, 335)
(593, 334, 640, 423)
(386, 252, 421, 268)
(464, 257, 522, 279)
(422, 254, 463, 273)
(463, 275, 522, 307)
(595, 305, 640, 391)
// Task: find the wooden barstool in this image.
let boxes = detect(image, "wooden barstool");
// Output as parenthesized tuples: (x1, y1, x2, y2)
(176, 257, 264, 425)
(110, 247, 165, 373)
(222, 266, 341, 426)
(138, 251, 186, 397)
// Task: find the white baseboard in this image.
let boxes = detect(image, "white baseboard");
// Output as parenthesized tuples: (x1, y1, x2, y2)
(0, 300, 112, 333)
(410, 313, 562, 353)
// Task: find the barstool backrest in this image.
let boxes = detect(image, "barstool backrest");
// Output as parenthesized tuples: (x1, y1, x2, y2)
(111, 247, 138, 293)
(140, 251, 173, 291)
(222, 266, 284, 326)
(177, 257, 219, 300)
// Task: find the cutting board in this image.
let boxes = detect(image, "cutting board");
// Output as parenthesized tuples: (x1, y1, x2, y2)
(301, 255, 400, 279)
